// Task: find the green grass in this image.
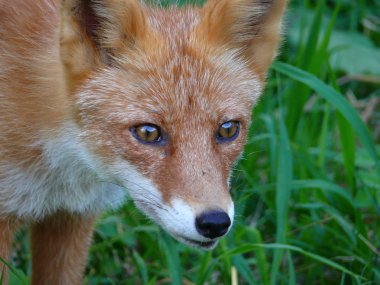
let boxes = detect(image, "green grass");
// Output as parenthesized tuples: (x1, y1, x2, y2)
(7, 0, 380, 284)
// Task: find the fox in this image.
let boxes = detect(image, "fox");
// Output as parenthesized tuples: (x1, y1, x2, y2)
(0, 0, 286, 283)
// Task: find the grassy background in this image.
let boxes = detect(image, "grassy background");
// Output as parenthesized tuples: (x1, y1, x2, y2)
(8, 0, 380, 284)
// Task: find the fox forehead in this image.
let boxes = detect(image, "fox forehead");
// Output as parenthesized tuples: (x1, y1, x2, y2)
(78, 12, 262, 127)
(146, 6, 201, 34)
(83, 55, 259, 119)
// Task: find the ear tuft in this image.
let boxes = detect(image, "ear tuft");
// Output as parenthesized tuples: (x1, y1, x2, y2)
(231, 0, 278, 43)
(60, 0, 147, 67)
(72, 0, 103, 46)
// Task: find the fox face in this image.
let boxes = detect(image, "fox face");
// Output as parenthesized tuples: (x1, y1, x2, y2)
(74, 49, 259, 248)
(61, 0, 286, 248)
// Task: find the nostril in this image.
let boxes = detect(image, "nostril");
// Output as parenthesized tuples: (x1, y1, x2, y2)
(195, 210, 231, 239)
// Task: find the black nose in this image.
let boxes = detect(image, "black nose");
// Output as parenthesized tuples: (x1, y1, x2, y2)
(195, 210, 231, 239)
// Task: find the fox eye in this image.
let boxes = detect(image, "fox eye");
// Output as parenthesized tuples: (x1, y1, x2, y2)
(131, 124, 162, 144)
(216, 121, 240, 143)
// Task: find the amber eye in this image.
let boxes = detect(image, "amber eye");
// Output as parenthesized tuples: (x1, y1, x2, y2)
(131, 124, 162, 144)
(216, 121, 240, 143)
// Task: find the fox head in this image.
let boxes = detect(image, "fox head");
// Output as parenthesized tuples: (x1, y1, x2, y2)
(60, 0, 286, 249)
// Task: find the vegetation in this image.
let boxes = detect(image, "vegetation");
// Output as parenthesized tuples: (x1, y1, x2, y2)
(8, 0, 380, 284)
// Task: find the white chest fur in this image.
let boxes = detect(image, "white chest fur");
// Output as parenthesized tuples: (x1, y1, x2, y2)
(0, 124, 126, 220)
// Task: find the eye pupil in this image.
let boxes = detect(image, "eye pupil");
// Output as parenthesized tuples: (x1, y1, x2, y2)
(133, 124, 161, 143)
(217, 121, 240, 142)
(223, 122, 233, 136)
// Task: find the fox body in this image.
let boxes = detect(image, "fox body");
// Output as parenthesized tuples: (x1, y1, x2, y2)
(0, 0, 286, 283)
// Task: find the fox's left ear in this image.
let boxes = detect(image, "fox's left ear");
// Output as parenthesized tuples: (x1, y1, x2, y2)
(60, 0, 147, 87)
(200, 0, 287, 77)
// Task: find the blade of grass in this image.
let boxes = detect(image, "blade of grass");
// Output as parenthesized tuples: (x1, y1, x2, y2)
(317, 104, 331, 171)
(218, 239, 233, 284)
(270, 113, 293, 285)
(287, 251, 296, 285)
(216, 244, 365, 281)
(195, 261, 217, 285)
(287, 0, 326, 137)
(159, 234, 182, 285)
(0, 266, 4, 285)
(328, 63, 357, 191)
(0, 257, 27, 285)
(291, 179, 354, 207)
(132, 250, 148, 285)
(195, 252, 212, 285)
(232, 255, 258, 285)
(261, 114, 277, 182)
(247, 228, 269, 285)
(272, 61, 380, 172)
(340, 273, 346, 285)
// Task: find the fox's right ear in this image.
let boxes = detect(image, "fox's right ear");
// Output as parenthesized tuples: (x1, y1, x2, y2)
(200, 0, 287, 79)
(60, 0, 147, 84)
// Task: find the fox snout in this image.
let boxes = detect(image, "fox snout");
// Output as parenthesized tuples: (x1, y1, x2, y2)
(178, 208, 234, 249)
(149, 197, 235, 249)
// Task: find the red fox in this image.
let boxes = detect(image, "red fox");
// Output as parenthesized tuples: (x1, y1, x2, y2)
(0, 0, 286, 283)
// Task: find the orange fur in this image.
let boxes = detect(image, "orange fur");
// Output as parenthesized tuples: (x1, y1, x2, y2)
(31, 212, 95, 285)
(0, 218, 18, 282)
(0, 0, 286, 283)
